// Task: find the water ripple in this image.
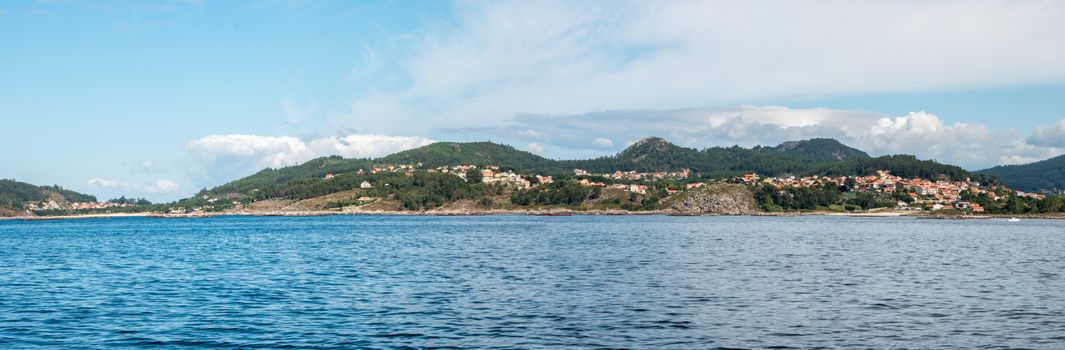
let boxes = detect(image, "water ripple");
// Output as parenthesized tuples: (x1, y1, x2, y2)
(1, 215, 1063, 349)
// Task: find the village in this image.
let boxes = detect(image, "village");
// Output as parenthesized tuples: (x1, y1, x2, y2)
(345, 164, 696, 196)
(176, 162, 1048, 215)
(734, 170, 1046, 212)
(331, 163, 1054, 213)
(25, 200, 133, 212)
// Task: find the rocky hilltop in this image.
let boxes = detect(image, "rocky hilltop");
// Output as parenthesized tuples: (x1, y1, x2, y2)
(665, 183, 758, 215)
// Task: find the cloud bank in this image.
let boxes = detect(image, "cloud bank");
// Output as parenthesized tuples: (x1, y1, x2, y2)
(449, 106, 1065, 169)
(88, 177, 181, 201)
(184, 134, 434, 184)
(1027, 119, 1065, 148)
(333, 1, 1065, 134)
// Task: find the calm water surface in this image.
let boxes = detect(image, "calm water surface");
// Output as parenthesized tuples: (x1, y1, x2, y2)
(1, 215, 1063, 349)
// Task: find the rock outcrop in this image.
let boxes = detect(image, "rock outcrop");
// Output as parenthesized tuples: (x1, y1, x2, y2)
(666, 183, 758, 215)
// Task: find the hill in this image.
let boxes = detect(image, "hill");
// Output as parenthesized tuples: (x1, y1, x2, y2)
(378, 142, 563, 173)
(200, 137, 975, 202)
(202, 142, 560, 198)
(206, 156, 373, 196)
(814, 155, 974, 181)
(977, 154, 1065, 193)
(561, 137, 707, 173)
(564, 137, 874, 177)
(771, 138, 870, 162)
(0, 179, 97, 215)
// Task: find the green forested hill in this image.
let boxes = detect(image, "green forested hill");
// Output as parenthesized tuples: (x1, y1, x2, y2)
(561, 137, 708, 173)
(563, 137, 875, 177)
(202, 137, 978, 199)
(0, 179, 97, 212)
(770, 138, 870, 162)
(378, 142, 564, 173)
(206, 156, 374, 195)
(204, 142, 563, 198)
(977, 154, 1065, 193)
(814, 155, 975, 181)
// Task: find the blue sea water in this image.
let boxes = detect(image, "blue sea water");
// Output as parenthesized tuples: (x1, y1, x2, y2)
(0, 215, 1063, 349)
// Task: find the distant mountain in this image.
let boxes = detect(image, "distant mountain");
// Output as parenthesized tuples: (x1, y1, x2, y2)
(378, 142, 562, 173)
(0, 179, 97, 215)
(771, 138, 870, 162)
(563, 137, 873, 176)
(567, 137, 707, 172)
(200, 137, 975, 200)
(615, 137, 695, 162)
(814, 155, 974, 182)
(977, 154, 1065, 193)
(207, 156, 373, 195)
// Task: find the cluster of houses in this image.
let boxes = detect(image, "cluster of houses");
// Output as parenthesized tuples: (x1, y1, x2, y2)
(326, 164, 554, 190)
(1015, 191, 1047, 200)
(25, 200, 132, 211)
(734, 170, 1011, 212)
(573, 168, 692, 182)
(321, 162, 679, 195)
(317, 163, 1044, 211)
(568, 168, 692, 195)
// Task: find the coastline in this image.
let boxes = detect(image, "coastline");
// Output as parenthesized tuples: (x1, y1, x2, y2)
(4, 208, 1064, 221)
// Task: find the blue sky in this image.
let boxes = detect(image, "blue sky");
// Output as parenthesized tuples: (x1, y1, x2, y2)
(3, 0, 1065, 202)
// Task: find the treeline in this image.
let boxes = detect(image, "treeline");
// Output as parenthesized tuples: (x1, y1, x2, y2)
(207, 156, 374, 196)
(108, 196, 152, 205)
(199, 138, 989, 205)
(0, 179, 97, 210)
(749, 182, 1065, 214)
(960, 190, 1065, 214)
(510, 180, 598, 206)
(813, 155, 978, 182)
(379, 142, 564, 173)
(977, 154, 1065, 193)
(560, 144, 974, 182)
(239, 171, 504, 211)
(750, 184, 896, 212)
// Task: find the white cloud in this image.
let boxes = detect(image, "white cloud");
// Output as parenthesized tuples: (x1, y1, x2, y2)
(88, 178, 125, 188)
(594, 138, 614, 147)
(185, 134, 313, 169)
(308, 134, 435, 159)
(183, 133, 435, 186)
(334, 1, 1065, 134)
(146, 179, 179, 194)
(526, 142, 544, 154)
(88, 178, 181, 199)
(1026, 118, 1065, 148)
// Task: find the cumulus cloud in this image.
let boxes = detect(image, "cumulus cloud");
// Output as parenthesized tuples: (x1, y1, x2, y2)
(185, 134, 313, 169)
(146, 179, 179, 194)
(526, 143, 545, 154)
(594, 138, 614, 147)
(308, 134, 434, 159)
(88, 178, 125, 188)
(184, 133, 435, 185)
(450, 106, 1065, 169)
(1026, 119, 1065, 148)
(331, 1, 1065, 134)
(88, 178, 181, 200)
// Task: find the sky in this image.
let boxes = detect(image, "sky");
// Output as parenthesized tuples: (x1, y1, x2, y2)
(2, 0, 1065, 202)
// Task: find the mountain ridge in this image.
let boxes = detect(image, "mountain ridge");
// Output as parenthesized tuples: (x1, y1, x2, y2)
(198, 137, 980, 199)
(977, 154, 1065, 193)
(0, 179, 98, 216)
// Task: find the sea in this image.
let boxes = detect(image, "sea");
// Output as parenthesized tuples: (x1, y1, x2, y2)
(1, 215, 1063, 349)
